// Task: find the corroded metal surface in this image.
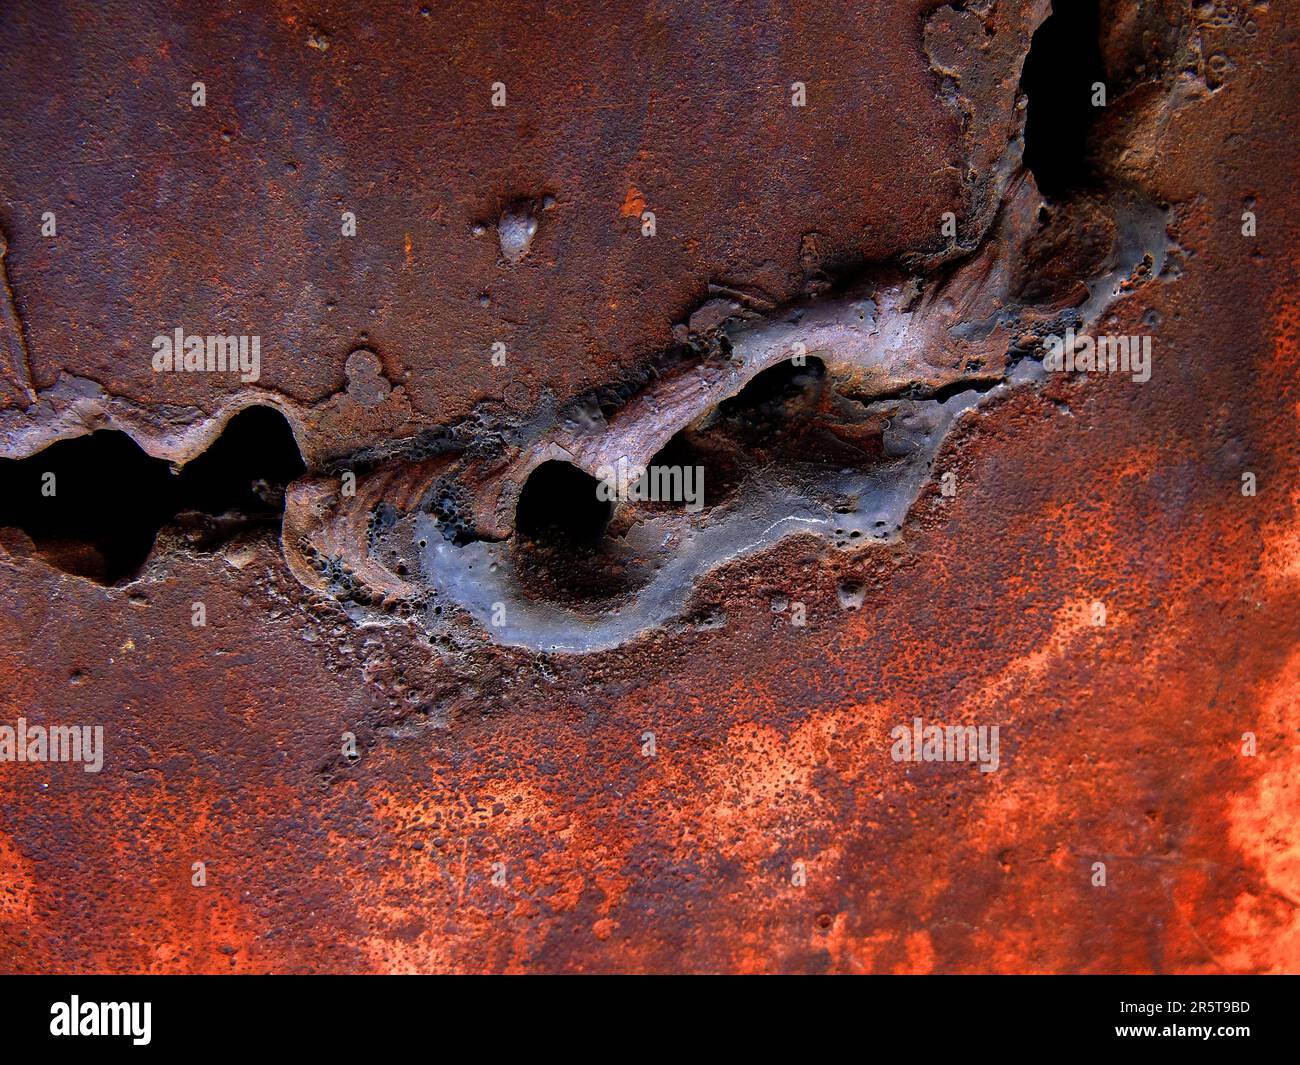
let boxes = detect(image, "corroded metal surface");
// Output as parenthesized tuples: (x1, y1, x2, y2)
(1, 0, 1298, 973)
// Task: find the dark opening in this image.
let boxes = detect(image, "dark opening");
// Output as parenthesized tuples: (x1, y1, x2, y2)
(710, 357, 829, 456)
(717, 356, 826, 420)
(1019, 0, 1105, 195)
(642, 430, 714, 512)
(0, 431, 176, 585)
(174, 404, 305, 516)
(514, 460, 611, 544)
(0, 405, 305, 584)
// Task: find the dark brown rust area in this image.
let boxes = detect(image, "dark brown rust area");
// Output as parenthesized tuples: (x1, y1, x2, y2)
(0, 0, 989, 432)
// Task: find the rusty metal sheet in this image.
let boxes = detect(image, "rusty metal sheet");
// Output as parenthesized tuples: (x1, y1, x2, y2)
(0, 0, 1297, 975)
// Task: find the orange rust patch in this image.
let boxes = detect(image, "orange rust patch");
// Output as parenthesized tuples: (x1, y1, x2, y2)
(619, 186, 646, 218)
